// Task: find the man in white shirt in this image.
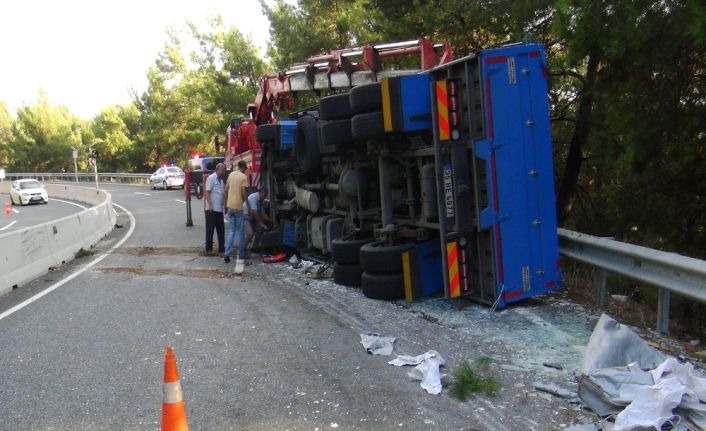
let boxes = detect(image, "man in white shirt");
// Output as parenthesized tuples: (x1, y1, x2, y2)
(204, 163, 226, 254)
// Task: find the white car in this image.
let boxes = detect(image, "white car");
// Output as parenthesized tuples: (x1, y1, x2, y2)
(10, 179, 49, 205)
(149, 167, 185, 190)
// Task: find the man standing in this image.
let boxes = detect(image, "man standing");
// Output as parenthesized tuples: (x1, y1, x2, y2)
(248, 187, 272, 252)
(204, 163, 226, 255)
(223, 160, 249, 262)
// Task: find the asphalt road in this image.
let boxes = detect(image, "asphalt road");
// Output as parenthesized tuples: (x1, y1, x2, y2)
(0, 193, 88, 233)
(0, 182, 600, 430)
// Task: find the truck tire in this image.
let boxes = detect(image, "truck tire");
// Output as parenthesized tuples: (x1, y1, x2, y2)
(333, 262, 364, 287)
(319, 93, 353, 120)
(351, 111, 385, 141)
(331, 237, 374, 264)
(296, 116, 321, 173)
(259, 229, 281, 250)
(255, 124, 280, 143)
(359, 241, 416, 274)
(320, 119, 353, 146)
(362, 272, 405, 300)
(350, 83, 382, 114)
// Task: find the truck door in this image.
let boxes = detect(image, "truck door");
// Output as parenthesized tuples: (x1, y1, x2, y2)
(482, 44, 561, 305)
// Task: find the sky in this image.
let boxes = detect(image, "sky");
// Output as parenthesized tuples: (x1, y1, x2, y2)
(0, 0, 290, 119)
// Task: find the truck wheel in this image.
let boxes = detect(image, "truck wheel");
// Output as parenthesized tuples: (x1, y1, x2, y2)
(320, 119, 353, 146)
(331, 237, 374, 264)
(259, 229, 281, 250)
(350, 83, 382, 114)
(256, 124, 280, 143)
(333, 262, 364, 287)
(362, 272, 405, 300)
(296, 116, 321, 173)
(319, 93, 353, 120)
(351, 111, 385, 141)
(359, 241, 416, 274)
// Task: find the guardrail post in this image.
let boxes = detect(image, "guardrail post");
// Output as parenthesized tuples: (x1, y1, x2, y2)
(656, 288, 670, 334)
(596, 269, 607, 310)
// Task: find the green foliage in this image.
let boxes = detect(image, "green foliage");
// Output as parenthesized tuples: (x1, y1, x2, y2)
(130, 17, 267, 171)
(447, 357, 501, 401)
(3, 91, 84, 172)
(261, 0, 381, 69)
(0, 101, 12, 168)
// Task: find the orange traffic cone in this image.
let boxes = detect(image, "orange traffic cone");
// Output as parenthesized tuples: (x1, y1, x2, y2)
(161, 347, 188, 431)
(4, 199, 10, 215)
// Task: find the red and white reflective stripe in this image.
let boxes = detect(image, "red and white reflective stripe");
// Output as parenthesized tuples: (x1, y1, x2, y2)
(163, 380, 183, 404)
(251, 173, 260, 188)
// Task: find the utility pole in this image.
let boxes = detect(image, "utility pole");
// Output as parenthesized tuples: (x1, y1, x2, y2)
(71, 147, 78, 183)
(91, 149, 98, 189)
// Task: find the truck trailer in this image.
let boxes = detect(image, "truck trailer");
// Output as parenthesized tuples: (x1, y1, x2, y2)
(221, 39, 562, 306)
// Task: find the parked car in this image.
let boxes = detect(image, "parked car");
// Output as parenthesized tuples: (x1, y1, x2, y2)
(10, 179, 49, 205)
(149, 167, 185, 190)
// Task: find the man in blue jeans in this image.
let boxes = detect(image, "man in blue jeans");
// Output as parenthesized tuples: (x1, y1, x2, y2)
(223, 160, 249, 262)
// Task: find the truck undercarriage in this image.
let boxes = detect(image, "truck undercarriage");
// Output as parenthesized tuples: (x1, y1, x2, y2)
(220, 39, 562, 306)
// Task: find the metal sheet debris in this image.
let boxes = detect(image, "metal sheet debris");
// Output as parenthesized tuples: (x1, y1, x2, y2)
(578, 314, 706, 431)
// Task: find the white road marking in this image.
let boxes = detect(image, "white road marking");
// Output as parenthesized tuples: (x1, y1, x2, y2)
(52, 198, 88, 210)
(0, 202, 136, 322)
(0, 221, 17, 231)
(134, 192, 151, 196)
(175, 199, 186, 203)
(12, 208, 19, 214)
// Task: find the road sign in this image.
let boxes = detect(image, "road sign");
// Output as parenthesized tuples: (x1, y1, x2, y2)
(89, 157, 95, 166)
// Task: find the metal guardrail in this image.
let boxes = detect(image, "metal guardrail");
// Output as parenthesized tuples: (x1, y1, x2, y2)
(558, 228, 706, 333)
(2, 172, 150, 183)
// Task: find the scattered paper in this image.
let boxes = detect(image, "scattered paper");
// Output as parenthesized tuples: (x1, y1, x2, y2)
(389, 350, 445, 395)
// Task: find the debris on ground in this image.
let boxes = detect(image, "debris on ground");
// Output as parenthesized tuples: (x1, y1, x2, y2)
(74, 247, 94, 258)
(533, 381, 576, 400)
(578, 313, 706, 430)
(304, 260, 333, 279)
(543, 362, 564, 370)
(359, 332, 396, 355)
(389, 350, 445, 395)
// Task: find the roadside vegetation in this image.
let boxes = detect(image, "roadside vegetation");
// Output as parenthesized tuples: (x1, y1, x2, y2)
(446, 357, 501, 401)
(1, 0, 703, 336)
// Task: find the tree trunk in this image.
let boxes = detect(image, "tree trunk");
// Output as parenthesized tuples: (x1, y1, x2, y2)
(555, 52, 600, 225)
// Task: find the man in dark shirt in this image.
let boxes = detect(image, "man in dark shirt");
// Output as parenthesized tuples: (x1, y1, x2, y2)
(247, 187, 272, 252)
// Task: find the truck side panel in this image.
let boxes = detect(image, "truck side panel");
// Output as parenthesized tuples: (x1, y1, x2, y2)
(481, 44, 561, 305)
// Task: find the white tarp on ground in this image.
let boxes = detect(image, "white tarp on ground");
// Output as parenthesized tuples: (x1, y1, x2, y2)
(578, 314, 706, 430)
(389, 350, 445, 395)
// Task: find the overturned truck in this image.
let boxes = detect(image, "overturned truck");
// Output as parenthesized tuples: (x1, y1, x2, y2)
(224, 39, 562, 306)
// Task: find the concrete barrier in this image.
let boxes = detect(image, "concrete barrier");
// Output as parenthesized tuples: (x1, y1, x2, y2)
(0, 183, 117, 296)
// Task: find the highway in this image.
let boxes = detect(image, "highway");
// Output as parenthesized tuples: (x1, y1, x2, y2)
(0, 182, 596, 430)
(0, 193, 89, 233)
